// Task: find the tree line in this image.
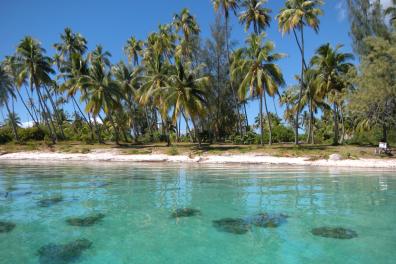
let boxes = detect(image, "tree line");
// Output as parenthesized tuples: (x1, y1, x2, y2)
(1, 0, 395, 147)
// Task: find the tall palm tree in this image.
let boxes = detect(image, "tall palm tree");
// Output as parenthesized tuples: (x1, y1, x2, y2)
(239, 0, 271, 34)
(16, 36, 57, 143)
(232, 33, 285, 145)
(173, 8, 200, 42)
(3, 56, 39, 126)
(311, 43, 354, 145)
(165, 59, 208, 146)
(124, 36, 143, 66)
(277, 0, 323, 144)
(212, 0, 242, 134)
(80, 61, 123, 144)
(54, 28, 90, 127)
(297, 67, 329, 144)
(0, 65, 19, 141)
(173, 8, 200, 60)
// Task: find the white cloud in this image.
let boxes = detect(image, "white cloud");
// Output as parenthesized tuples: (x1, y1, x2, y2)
(336, 1, 347, 22)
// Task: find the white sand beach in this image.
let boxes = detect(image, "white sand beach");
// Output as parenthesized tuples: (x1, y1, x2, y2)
(0, 149, 395, 169)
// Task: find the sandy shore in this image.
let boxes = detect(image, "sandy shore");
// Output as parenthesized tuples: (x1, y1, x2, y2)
(0, 149, 395, 169)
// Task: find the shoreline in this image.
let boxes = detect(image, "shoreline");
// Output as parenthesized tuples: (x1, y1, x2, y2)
(0, 150, 396, 169)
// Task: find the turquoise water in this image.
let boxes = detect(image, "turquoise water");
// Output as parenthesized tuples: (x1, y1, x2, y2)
(0, 162, 395, 264)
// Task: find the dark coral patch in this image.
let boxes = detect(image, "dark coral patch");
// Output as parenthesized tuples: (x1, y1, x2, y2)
(37, 238, 92, 264)
(66, 213, 105, 227)
(37, 196, 63, 207)
(248, 213, 289, 228)
(311, 227, 358, 239)
(212, 218, 251, 234)
(171, 208, 201, 218)
(0, 221, 16, 233)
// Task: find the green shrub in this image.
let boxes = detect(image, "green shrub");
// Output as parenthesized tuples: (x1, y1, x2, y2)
(0, 128, 12, 144)
(18, 127, 45, 141)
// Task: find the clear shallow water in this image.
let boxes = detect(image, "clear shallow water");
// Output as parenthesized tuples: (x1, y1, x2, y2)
(0, 162, 395, 264)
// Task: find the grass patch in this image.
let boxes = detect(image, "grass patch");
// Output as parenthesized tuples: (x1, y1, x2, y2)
(167, 146, 179, 156)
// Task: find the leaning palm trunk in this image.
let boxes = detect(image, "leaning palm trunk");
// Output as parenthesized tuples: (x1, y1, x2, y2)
(34, 81, 56, 143)
(15, 88, 38, 126)
(191, 117, 201, 147)
(106, 113, 120, 145)
(43, 86, 65, 139)
(263, 92, 272, 145)
(182, 111, 194, 142)
(92, 115, 104, 143)
(4, 101, 19, 141)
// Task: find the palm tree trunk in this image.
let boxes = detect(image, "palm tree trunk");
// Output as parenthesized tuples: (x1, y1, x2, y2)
(15, 87, 38, 126)
(260, 94, 264, 146)
(182, 111, 194, 142)
(4, 101, 19, 141)
(25, 86, 40, 124)
(243, 101, 249, 131)
(294, 25, 305, 145)
(225, 15, 241, 135)
(92, 116, 104, 144)
(38, 90, 58, 141)
(333, 102, 339, 145)
(340, 105, 345, 144)
(191, 117, 201, 147)
(308, 99, 314, 144)
(34, 81, 56, 144)
(107, 113, 120, 145)
(263, 92, 272, 145)
(43, 86, 65, 139)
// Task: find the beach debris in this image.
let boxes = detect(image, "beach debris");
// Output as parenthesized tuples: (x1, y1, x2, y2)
(212, 218, 251, 234)
(0, 221, 16, 233)
(37, 196, 63, 207)
(66, 213, 105, 227)
(37, 238, 92, 264)
(246, 213, 289, 228)
(171, 208, 201, 218)
(311, 227, 358, 239)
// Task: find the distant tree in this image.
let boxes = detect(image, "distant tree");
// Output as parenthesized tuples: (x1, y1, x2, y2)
(349, 34, 396, 143)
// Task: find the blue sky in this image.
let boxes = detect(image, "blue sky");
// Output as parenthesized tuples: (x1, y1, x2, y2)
(0, 0, 354, 126)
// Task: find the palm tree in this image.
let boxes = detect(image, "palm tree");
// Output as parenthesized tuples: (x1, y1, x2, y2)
(3, 56, 39, 126)
(277, 0, 323, 144)
(124, 36, 143, 66)
(173, 8, 200, 42)
(297, 67, 329, 144)
(311, 43, 354, 145)
(239, 0, 271, 35)
(54, 28, 90, 129)
(212, 0, 242, 134)
(0, 65, 19, 141)
(165, 59, 208, 146)
(232, 33, 285, 145)
(173, 8, 200, 60)
(16, 36, 57, 143)
(80, 61, 123, 144)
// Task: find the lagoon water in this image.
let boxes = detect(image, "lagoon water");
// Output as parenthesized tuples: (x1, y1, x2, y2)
(0, 162, 395, 264)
